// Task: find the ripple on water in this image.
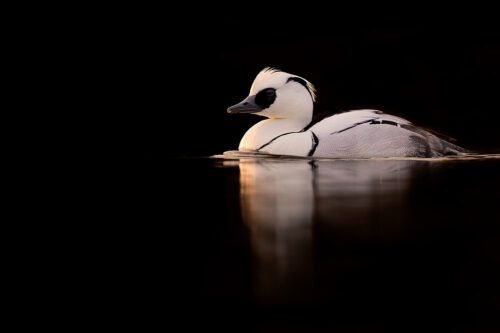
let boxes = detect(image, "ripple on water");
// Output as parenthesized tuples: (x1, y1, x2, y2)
(212, 150, 500, 161)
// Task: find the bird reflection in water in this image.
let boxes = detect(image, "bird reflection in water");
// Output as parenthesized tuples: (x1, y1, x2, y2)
(229, 158, 428, 305)
(238, 159, 315, 305)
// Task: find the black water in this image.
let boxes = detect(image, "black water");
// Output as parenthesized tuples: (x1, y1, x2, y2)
(132, 155, 500, 332)
(57, 10, 500, 331)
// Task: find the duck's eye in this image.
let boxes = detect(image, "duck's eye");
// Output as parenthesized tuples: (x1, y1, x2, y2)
(255, 88, 276, 109)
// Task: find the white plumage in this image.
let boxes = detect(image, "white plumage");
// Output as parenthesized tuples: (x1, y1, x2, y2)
(227, 68, 469, 158)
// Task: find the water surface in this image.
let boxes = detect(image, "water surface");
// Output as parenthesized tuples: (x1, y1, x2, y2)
(159, 153, 500, 332)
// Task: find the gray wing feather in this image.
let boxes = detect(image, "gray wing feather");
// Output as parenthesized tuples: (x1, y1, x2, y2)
(313, 122, 469, 158)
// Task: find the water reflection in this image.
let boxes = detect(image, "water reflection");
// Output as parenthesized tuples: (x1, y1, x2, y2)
(238, 160, 315, 304)
(230, 158, 429, 305)
(210, 154, 500, 329)
(313, 160, 421, 237)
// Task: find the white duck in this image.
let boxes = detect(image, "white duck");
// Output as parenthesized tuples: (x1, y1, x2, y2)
(227, 67, 469, 158)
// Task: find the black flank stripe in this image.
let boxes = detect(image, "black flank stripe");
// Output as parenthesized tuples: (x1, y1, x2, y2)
(330, 119, 374, 135)
(257, 131, 297, 151)
(369, 119, 399, 126)
(308, 131, 319, 156)
(330, 119, 402, 135)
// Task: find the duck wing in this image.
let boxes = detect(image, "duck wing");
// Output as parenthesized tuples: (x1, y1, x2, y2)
(307, 110, 470, 157)
(308, 109, 410, 138)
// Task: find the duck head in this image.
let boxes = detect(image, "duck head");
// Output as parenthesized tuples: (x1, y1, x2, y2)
(227, 67, 316, 122)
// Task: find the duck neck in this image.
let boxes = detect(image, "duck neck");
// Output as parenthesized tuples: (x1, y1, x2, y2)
(239, 116, 312, 151)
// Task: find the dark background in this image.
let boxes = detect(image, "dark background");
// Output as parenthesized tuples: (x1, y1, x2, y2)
(64, 8, 500, 331)
(87, 9, 500, 159)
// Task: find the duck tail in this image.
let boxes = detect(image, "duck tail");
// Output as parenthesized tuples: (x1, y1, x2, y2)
(430, 136, 473, 156)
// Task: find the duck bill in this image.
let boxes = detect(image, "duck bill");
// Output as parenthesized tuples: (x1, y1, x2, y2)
(227, 95, 263, 114)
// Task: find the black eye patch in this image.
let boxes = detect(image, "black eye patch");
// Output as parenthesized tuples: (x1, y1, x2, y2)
(255, 88, 276, 109)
